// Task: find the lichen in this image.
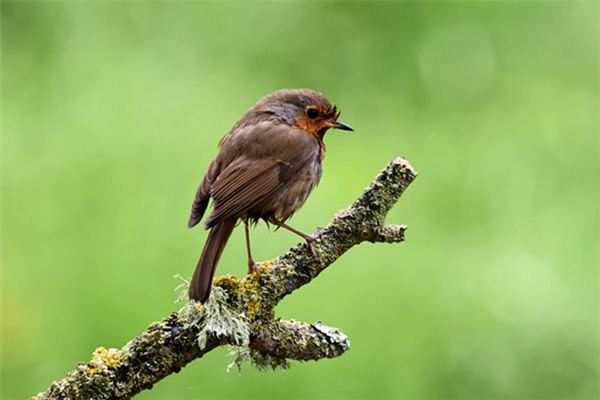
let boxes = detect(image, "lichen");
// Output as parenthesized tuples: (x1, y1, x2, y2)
(173, 273, 191, 304)
(93, 347, 124, 369)
(312, 321, 351, 351)
(195, 286, 250, 349)
(246, 299, 261, 319)
(213, 274, 241, 292)
(85, 364, 102, 378)
(226, 346, 250, 374)
(240, 273, 260, 294)
(226, 346, 289, 374)
(176, 275, 252, 350)
(256, 259, 273, 271)
(84, 347, 124, 377)
(249, 349, 290, 371)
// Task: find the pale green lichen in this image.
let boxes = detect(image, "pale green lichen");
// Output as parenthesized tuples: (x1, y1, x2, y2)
(175, 275, 252, 350)
(226, 346, 289, 374)
(201, 287, 250, 348)
(249, 349, 290, 371)
(226, 346, 250, 374)
(173, 273, 191, 304)
(312, 321, 351, 351)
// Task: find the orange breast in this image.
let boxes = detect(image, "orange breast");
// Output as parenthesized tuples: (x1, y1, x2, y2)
(293, 117, 327, 162)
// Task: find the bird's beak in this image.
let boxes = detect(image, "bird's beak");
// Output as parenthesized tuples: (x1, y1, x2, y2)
(334, 121, 354, 131)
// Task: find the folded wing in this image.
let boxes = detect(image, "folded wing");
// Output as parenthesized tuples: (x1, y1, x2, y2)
(204, 156, 286, 228)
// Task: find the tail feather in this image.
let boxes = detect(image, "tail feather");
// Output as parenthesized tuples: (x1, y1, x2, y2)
(188, 219, 236, 302)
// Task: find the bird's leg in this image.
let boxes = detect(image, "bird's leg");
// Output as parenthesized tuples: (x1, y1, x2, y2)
(268, 217, 318, 257)
(243, 218, 257, 273)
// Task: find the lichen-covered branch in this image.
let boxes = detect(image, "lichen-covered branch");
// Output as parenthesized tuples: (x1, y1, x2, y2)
(33, 157, 417, 400)
(250, 319, 350, 361)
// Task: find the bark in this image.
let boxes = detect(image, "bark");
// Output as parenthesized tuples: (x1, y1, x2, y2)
(33, 157, 417, 400)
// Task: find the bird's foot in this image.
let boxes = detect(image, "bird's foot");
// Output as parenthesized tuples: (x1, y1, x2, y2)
(304, 234, 319, 258)
(248, 259, 257, 274)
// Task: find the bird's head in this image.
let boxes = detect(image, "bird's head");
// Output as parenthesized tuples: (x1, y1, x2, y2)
(255, 89, 353, 138)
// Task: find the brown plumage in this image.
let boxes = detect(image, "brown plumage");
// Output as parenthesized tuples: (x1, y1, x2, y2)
(187, 88, 353, 302)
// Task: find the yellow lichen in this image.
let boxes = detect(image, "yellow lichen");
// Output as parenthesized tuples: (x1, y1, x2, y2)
(241, 261, 270, 291)
(246, 299, 261, 319)
(256, 260, 273, 272)
(240, 274, 259, 294)
(214, 274, 241, 292)
(91, 346, 123, 370)
(85, 364, 101, 378)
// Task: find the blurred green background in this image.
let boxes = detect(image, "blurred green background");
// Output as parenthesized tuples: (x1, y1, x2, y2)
(2, 2, 598, 399)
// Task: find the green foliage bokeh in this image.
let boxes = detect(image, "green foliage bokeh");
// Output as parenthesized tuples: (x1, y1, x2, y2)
(2, 2, 598, 399)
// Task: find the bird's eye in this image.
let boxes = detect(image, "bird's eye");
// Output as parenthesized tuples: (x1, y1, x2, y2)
(306, 107, 319, 119)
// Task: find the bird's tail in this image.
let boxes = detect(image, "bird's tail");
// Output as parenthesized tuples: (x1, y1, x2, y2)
(188, 219, 236, 303)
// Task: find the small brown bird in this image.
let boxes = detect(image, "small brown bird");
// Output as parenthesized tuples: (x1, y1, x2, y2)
(187, 88, 353, 302)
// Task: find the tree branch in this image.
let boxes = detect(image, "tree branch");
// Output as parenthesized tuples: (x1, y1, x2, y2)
(250, 319, 350, 361)
(33, 157, 417, 400)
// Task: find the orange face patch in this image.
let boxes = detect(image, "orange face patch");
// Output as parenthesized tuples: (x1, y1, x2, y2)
(293, 103, 338, 135)
(293, 115, 328, 135)
(293, 114, 329, 161)
(292, 104, 339, 161)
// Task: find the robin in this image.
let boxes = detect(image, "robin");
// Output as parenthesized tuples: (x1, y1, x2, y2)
(187, 89, 353, 302)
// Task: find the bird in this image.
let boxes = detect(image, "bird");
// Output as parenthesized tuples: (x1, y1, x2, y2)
(187, 88, 353, 303)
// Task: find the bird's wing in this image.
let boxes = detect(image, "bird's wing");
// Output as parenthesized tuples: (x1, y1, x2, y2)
(188, 159, 221, 228)
(203, 156, 286, 228)
(187, 121, 280, 229)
